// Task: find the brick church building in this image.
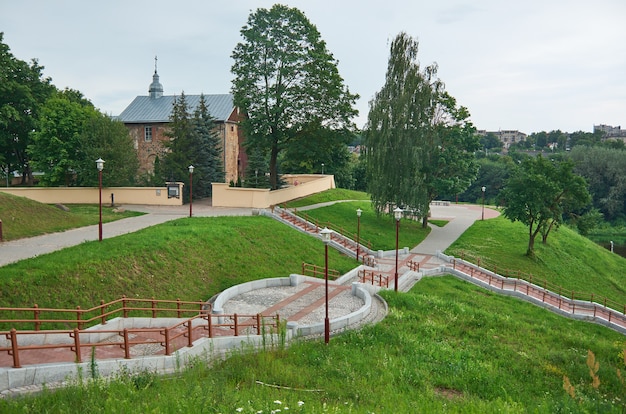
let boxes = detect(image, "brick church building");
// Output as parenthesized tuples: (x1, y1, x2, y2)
(116, 66, 246, 184)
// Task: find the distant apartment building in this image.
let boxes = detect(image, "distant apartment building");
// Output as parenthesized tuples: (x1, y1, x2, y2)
(594, 124, 626, 138)
(476, 129, 527, 150)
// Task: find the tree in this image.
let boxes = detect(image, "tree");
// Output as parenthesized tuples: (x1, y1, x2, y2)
(74, 112, 139, 187)
(480, 132, 503, 153)
(28, 90, 138, 187)
(159, 93, 195, 201)
(28, 93, 90, 186)
(192, 94, 224, 197)
(279, 119, 354, 187)
(569, 146, 626, 222)
(365, 32, 479, 226)
(243, 145, 270, 188)
(500, 155, 591, 256)
(231, 4, 358, 189)
(0, 33, 54, 185)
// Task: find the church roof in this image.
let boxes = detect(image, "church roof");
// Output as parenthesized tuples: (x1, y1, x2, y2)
(116, 94, 235, 124)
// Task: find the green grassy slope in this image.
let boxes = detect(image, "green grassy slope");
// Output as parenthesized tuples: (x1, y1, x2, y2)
(0, 192, 141, 240)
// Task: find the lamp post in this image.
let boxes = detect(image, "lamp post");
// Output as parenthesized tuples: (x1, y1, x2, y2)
(356, 208, 362, 262)
(393, 207, 403, 292)
(481, 186, 486, 221)
(188, 165, 194, 218)
(320, 227, 332, 344)
(96, 158, 105, 241)
(321, 163, 325, 175)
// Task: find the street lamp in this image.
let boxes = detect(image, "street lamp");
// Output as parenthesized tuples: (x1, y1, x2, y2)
(188, 165, 194, 218)
(321, 163, 325, 175)
(356, 208, 362, 262)
(320, 227, 332, 344)
(393, 207, 403, 292)
(481, 186, 486, 221)
(96, 158, 105, 241)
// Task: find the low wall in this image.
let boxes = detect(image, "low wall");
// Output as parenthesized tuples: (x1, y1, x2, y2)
(0, 184, 184, 206)
(211, 174, 335, 209)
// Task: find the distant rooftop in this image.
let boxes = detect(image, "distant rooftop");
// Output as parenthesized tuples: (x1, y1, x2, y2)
(116, 59, 234, 123)
(116, 94, 234, 123)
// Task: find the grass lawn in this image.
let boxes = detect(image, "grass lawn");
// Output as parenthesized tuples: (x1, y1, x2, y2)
(0, 192, 142, 240)
(1, 190, 625, 412)
(3, 276, 624, 413)
(447, 216, 626, 306)
(0, 216, 357, 320)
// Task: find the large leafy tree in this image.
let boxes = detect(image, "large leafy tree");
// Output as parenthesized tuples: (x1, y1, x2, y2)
(74, 111, 139, 187)
(500, 155, 591, 256)
(0, 33, 54, 185)
(365, 32, 479, 226)
(28, 93, 89, 186)
(570, 146, 626, 222)
(231, 4, 358, 189)
(29, 89, 139, 187)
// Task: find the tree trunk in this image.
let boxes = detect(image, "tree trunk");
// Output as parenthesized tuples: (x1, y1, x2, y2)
(269, 144, 279, 190)
(422, 215, 428, 228)
(527, 235, 536, 257)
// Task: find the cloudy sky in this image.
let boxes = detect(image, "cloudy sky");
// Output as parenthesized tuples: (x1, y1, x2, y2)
(1, 0, 624, 133)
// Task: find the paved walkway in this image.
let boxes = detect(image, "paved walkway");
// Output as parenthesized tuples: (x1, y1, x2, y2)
(0, 200, 253, 267)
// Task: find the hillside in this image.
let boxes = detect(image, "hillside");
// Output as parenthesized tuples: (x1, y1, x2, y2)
(0, 192, 141, 240)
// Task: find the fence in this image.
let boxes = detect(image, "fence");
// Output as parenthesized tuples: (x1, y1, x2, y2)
(358, 269, 389, 288)
(0, 297, 281, 368)
(453, 252, 626, 316)
(0, 296, 207, 331)
(438, 252, 626, 335)
(302, 262, 341, 280)
(274, 206, 374, 262)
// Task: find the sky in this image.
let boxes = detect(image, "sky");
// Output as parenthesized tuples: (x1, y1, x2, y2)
(1, 0, 625, 134)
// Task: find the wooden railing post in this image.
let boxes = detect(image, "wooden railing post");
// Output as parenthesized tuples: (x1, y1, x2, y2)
(207, 314, 213, 338)
(100, 300, 107, 325)
(256, 314, 262, 335)
(177, 298, 182, 318)
(34, 304, 40, 331)
(72, 328, 82, 363)
(234, 314, 239, 336)
(164, 328, 171, 355)
(152, 297, 157, 318)
(9, 328, 20, 368)
(187, 322, 193, 348)
(123, 295, 129, 318)
(122, 329, 131, 359)
(76, 306, 82, 330)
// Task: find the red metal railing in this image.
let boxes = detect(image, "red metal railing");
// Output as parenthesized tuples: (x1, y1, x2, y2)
(0, 296, 207, 331)
(448, 253, 626, 333)
(358, 269, 389, 288)
(454, 252, 626, 316)
(277, 207, 373, 259)
(0, 299, 281, 368)
(302, 262, 340, 280)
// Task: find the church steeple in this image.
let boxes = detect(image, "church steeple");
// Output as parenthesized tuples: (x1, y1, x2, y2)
(149, 56, 163, 99)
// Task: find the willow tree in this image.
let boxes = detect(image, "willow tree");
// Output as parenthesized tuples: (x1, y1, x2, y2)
(365, 33, 436, 218)
(365, 32, 479, 226)
(231, 4, 358, 189)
